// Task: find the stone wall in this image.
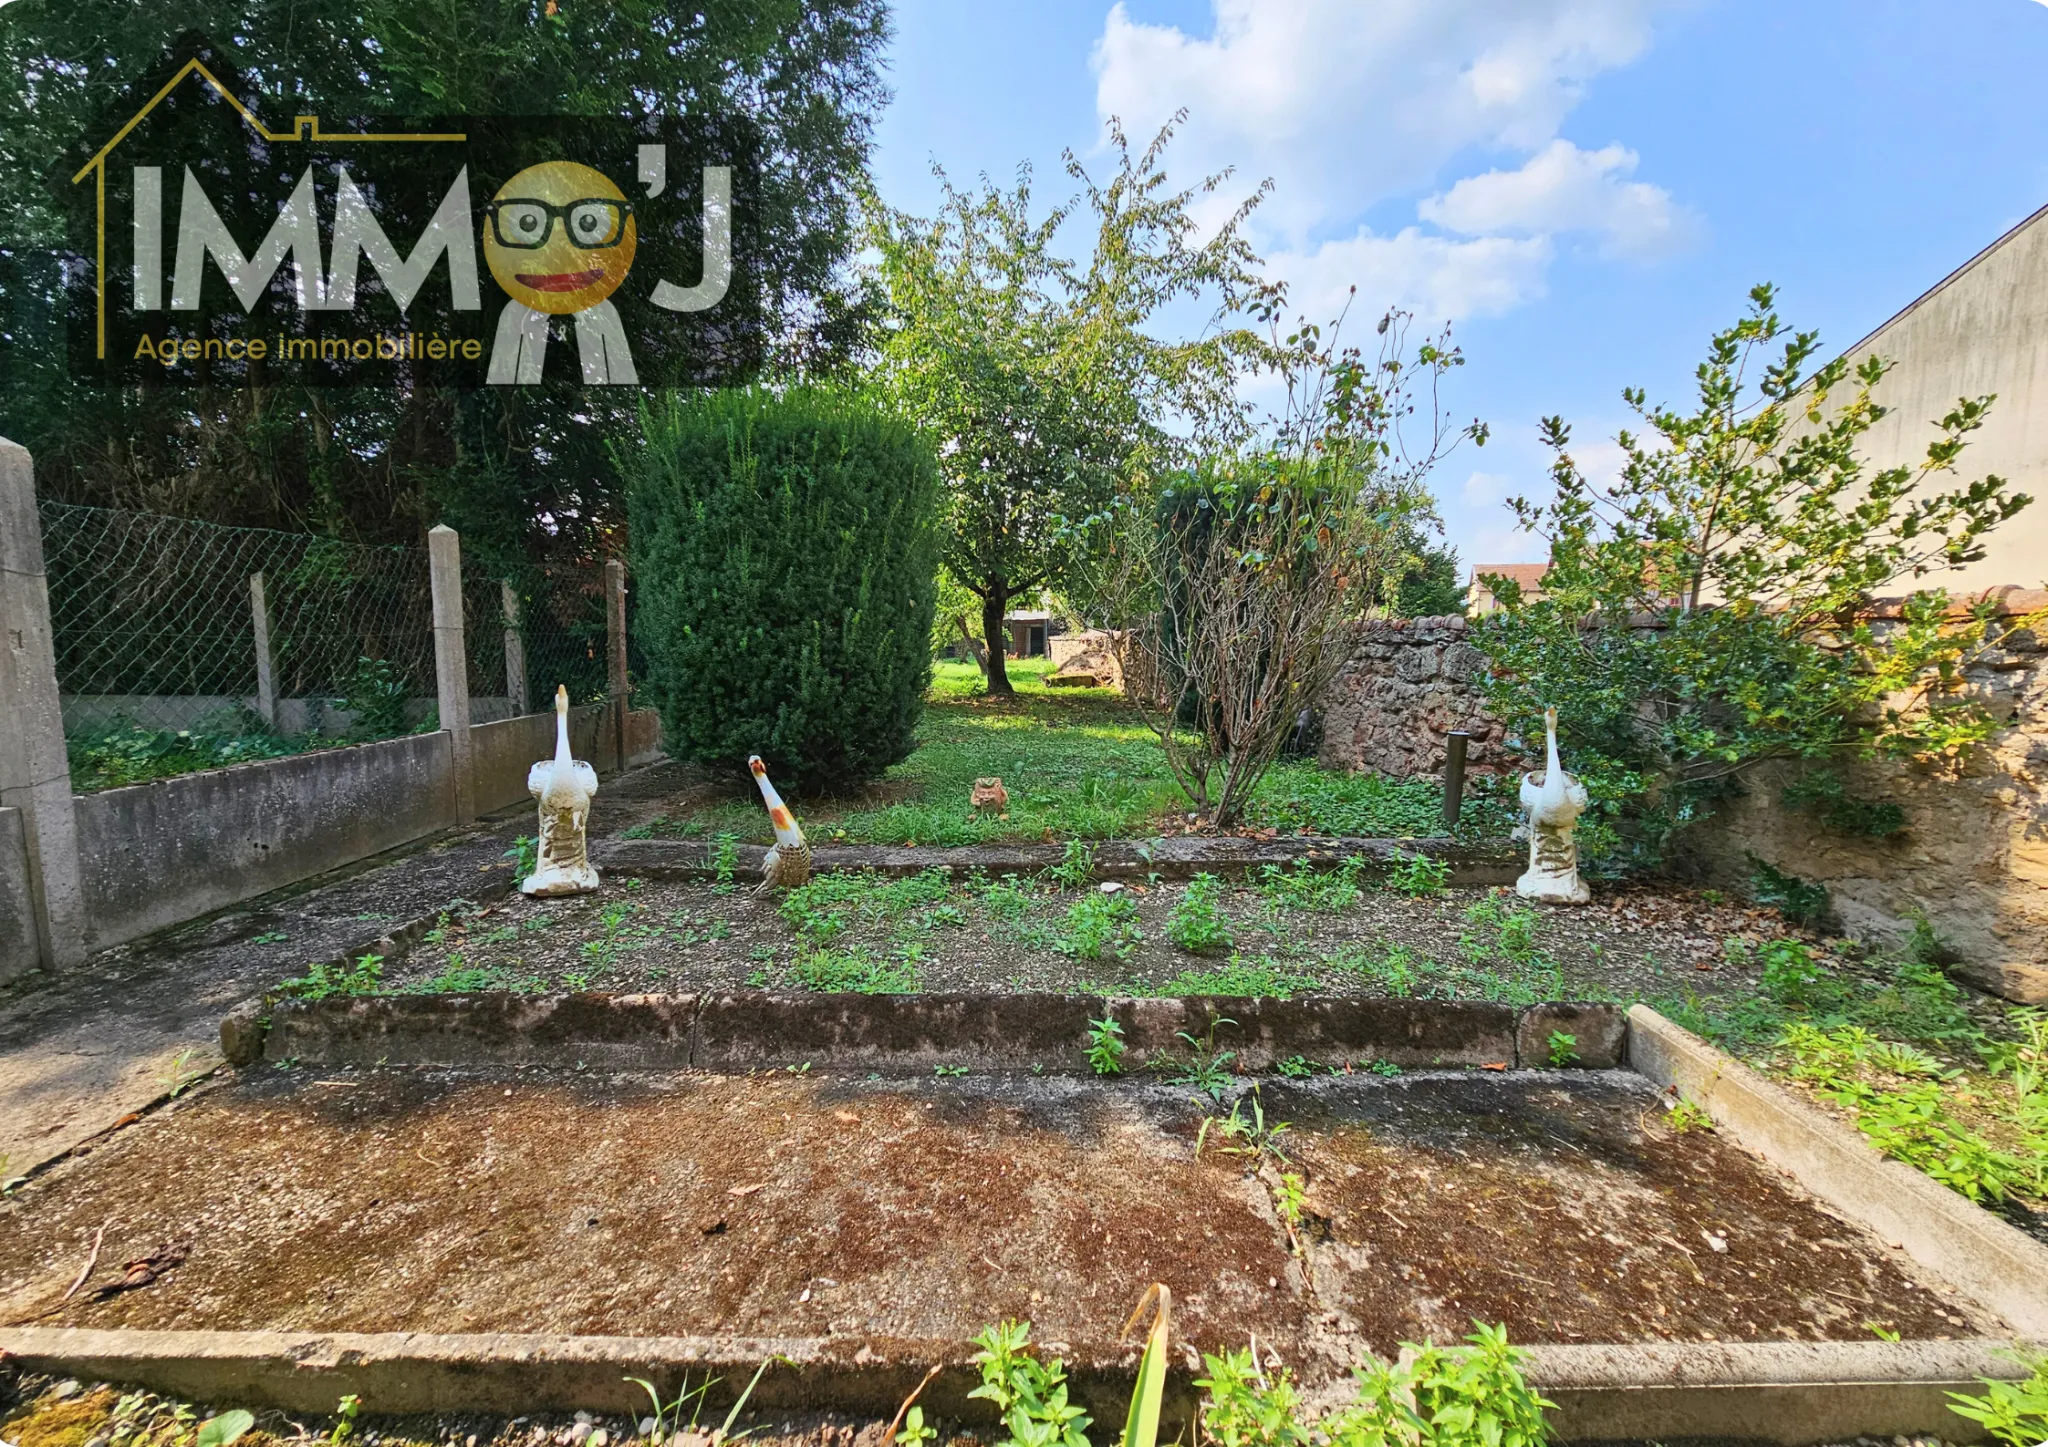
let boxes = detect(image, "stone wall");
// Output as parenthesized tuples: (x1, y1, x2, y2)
(1679, 606, 2047, 1004)
(1313, 596, 2048, 1003)
(1317, 615, 1511, 779)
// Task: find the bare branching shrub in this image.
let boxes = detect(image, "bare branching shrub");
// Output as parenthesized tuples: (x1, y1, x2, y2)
(1077, 301, 1481, 824)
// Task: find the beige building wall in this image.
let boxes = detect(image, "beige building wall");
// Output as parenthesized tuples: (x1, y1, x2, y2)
(1838, 201, 2048, 594)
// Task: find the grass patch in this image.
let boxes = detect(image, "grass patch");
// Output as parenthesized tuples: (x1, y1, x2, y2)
(649, 659, 1518, 847)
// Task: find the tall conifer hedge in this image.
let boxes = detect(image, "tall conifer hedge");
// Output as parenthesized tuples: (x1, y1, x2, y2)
(627, 387, 941, 793)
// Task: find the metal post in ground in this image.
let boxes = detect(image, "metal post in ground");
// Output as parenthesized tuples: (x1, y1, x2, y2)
(249, 572, 277, 730)
(501, 581, 528, 718)
(0, 437, 88, 971)
(1443, 730, 1470, 834)
(605, 558, 629, 771)
(427, 525, 475, 823)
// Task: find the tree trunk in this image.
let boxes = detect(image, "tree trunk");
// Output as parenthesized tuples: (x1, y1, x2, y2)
(982, 585, 1013, 696)
(955, 615, 988, 675)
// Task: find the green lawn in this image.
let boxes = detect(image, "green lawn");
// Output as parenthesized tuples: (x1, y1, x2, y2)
(627, 657, 1512, 847)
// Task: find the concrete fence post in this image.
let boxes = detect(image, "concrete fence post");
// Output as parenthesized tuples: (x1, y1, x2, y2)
(249, 571, 277, 729)
(0, 437, 89, 969)
(501, 581, 528, 718)
(605, 558, 629, 771)
(427, 525, 475, 823)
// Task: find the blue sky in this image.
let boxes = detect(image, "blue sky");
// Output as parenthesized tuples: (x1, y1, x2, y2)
(870, 0, 2048, 572)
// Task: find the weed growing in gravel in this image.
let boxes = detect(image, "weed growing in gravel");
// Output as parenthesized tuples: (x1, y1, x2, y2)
(711, 833, 740, 893)
(277, 953, 384, 999)
(1547, 1031, 1580, 1067)
(1086, 1016, 1126, 1075)
(1254, 856, 1367, 913)
(1329, 941, 1435, 998)
(1055, 893, 1142, 961)
(1461, 896, 1541, 964)
(1779, 1021, 2042, 1203)
(1384, 849, 1451, 896)
(407, 963, 540, 994)
(504, 835, 538, 877)
(1163, 959, 1320, 999)
(1047, 839, 1096, 890)
(1275, 1055, 1324, 1079)
(1167, 873, 1234, 953)
(791, 943, 919, 993)
(970, 872, 1038, 919)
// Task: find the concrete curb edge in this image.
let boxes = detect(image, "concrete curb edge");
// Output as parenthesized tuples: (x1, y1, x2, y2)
(1624, 1003, 2048, 1338)
(1, 1329, 2039, 1445)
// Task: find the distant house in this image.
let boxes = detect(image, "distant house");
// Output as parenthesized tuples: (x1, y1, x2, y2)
(1003, 610, 1052, 658)
(1466, 563, 1548, 615)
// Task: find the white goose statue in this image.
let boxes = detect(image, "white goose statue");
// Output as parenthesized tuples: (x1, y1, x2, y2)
(1516, 706, 1591, 904)
(748, 754, 812, 892)
(522, 685, 601, 896)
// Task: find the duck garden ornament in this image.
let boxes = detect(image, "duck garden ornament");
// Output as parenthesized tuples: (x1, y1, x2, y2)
(749, 755, 813, 892)
(522, 685, 601, 896)
(1516, 707, 1592, 905)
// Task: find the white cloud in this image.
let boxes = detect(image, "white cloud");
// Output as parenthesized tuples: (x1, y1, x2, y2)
(1094, 0, 1661, 242)
(1271, 228, 1552, 326)
(1091, 0, 1685, 324)
(1420, 138, 1697, 258)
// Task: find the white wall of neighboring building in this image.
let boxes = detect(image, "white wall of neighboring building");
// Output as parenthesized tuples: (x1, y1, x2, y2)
(1837, 201, 2048, 594)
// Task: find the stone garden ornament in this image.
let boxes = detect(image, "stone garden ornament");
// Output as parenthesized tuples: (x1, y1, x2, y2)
(522, 685, 601, 896)
(1517, 706, 1592, 905)
(749, 755, 813, 892)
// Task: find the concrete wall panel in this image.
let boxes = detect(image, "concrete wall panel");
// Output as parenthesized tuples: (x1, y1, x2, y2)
(74, 731, 454, 950)
(0, 807, 36, 982)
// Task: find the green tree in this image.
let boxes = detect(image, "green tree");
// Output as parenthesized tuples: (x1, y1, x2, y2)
(1474, 284, 2033, 870)
(0, 0, 888, 573)
(626, 386, 941, 794)
(1394, 534, 1465, 617)
(866, 119, 1269, 695)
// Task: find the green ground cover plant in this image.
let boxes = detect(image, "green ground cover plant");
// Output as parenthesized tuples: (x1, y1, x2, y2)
(1661, 942, 2046, 1215)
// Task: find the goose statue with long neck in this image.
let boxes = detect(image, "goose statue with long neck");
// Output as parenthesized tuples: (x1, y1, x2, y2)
(522, 685, 601, 896)
(1516, 706, 1592, 904)
(748, 755, 811, 892)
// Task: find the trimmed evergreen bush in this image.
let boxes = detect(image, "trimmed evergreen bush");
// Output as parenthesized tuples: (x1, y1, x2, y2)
(627, 386, 941, 794)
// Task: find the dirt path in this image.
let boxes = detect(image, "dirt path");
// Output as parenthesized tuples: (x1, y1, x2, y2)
(0, 761, 697, 1182)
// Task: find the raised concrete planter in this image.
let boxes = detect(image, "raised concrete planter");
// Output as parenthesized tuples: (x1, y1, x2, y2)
(596, 834, 1521, 886)
(1626, 1004, 2048, 1338)
(0, 1328, 2035, 1444)
(239, 992, 1623, 1074)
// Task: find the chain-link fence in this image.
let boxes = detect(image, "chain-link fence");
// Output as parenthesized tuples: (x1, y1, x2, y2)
(39, 501, 631, 792)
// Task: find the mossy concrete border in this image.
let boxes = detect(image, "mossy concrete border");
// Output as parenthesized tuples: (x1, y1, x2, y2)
(231, 992, 1627, 1074)
(1625, 1004, 2048, 1338)
(594, 834, 1519, 886)
(0, 1328, 2037, 1444)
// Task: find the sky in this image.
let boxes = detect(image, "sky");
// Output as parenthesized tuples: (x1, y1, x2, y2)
(868, 0, 2048, 573)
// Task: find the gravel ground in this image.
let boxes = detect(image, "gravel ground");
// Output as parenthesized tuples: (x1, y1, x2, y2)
(359, 871, 1853, 1010)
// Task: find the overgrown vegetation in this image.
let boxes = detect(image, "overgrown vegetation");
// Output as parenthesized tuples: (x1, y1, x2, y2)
(1082, 305, 1482, 825)
(1474, 285, 2035, 872)
(1660, 939, 2046, 1215)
